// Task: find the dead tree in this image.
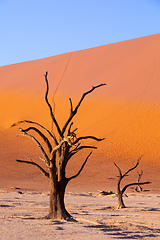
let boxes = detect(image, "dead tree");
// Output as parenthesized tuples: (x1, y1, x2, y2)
(12, 72, 106, 220)
(114, 157, 151, 209)
(135, 170, 143, 192)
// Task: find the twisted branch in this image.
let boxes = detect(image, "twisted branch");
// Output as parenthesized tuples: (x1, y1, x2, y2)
(73, 136, 105, 145)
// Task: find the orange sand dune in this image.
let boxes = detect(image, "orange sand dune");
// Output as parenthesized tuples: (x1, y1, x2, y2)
(0, 34, 160, 192)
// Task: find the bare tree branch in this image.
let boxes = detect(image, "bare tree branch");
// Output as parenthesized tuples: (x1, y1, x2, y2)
(69, 98, 73, 113)
(68, 122, 73, 135)
(17, 131, 50, 165)
(70, 142, 81, 152)
(73, 136, 105, 145)
(61, 83, 106, 135)
(68, 151, 93, 181)
(123, 156, 143, 177)
(114, 162, 122, 178)
(72, 145, 97, 152)
(114, 156, 143, 180)
(16, 159, 49, 178)
(70, 145, 97, 154)
(11, 119, 58, 145)
(67, 122, 78, 138)
(44, 72, 62, 137)
(122, 181, 151, 195)
(19, 127, 52, 153)
(68, 145, 97, 159)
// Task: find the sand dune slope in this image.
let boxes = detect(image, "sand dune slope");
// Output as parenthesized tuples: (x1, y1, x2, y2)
(0, 33, 160, 192)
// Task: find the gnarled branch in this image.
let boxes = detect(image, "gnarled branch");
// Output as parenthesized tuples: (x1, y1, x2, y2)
(61, 83, 106, 135)
(11, 119, 58, 145)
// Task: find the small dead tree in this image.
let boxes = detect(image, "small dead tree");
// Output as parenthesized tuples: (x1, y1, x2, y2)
(12, 72, 106, 220)
(114, 156, 151, 209)
(135, 170, 143, 192)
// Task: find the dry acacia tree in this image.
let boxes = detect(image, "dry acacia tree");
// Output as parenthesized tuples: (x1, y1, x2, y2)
(135, 170, 143, 192)
(114, 156, 151, 209)
(12, 72, 106, 220)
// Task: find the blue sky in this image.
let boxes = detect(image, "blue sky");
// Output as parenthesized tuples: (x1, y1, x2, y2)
(0, 0, 160, 66)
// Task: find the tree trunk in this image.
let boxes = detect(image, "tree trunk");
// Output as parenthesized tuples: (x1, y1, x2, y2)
(45, 176, 72, 220)
(45, 149, 73, 220)
(117, 192, 126, 209)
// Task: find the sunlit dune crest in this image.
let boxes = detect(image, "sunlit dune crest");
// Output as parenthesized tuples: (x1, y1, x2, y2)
(0, 33, 160, 192)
